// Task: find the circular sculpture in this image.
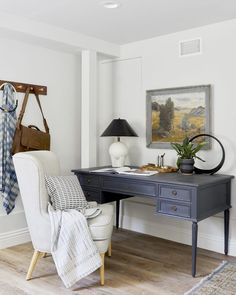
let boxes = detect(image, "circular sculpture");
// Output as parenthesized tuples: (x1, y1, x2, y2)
(189, 134, 225, 175)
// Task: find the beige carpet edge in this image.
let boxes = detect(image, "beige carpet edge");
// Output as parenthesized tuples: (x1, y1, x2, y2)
(184, 261, 228, 295)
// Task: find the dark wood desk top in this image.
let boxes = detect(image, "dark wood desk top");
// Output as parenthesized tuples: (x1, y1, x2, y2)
(72, 166, 234, 188)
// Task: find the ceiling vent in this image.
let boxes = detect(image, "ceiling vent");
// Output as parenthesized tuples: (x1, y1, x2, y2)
(179, 38, 201, 57)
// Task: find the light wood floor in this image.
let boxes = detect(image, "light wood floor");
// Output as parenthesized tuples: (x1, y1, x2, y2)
(0, 229, 235, 295)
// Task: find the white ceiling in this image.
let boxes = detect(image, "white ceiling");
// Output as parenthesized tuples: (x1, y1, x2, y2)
(0, 0, 236, 45)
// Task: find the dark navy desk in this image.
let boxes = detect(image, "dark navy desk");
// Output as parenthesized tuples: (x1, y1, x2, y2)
(72, 167, 234, 277)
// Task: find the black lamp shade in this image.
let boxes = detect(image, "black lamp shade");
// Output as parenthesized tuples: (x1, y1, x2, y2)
(101, 118, 138, 137)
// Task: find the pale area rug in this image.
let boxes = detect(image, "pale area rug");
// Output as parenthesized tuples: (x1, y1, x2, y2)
(185, 261, 236, 295)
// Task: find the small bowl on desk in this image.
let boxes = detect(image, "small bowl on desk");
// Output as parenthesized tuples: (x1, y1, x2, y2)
(139, 164, 178, 173)
(155, 166, 178, 173)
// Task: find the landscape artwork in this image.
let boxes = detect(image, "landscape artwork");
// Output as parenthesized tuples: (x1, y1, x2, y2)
(146, 85, 210, 149)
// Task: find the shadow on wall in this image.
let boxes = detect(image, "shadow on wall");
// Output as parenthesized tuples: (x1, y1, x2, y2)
(218, 136, 236, 174)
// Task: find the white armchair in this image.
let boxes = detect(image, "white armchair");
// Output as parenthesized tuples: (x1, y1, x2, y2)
(13, 151, 114, 286)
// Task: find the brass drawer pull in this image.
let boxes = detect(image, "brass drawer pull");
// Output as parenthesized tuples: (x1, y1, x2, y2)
(171, 205, 177, 211)
(172, 190, 177, 196)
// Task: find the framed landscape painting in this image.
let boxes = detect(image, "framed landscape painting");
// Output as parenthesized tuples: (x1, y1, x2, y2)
(146, 85, 211, 149)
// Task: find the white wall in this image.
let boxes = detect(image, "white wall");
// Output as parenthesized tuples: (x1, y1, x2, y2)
(98, 19, 236, 255)
(0, 38, 81, 248)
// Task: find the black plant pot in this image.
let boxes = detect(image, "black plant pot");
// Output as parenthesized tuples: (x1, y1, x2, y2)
(179, 159, 194, 175)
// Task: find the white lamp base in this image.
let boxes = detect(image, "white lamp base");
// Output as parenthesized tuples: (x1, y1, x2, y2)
(109, 141, 128, 167)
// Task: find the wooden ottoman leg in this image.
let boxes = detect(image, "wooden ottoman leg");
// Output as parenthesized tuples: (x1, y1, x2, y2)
(26, 250, 43, 280)
(100, 253, 105, 286)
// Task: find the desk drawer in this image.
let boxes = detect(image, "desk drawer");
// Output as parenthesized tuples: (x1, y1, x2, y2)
(103, 178, 156, 197)
(83, 189, 101, 203)
(79, 175, 100, 188)
(159, 185, 191, 202)
(158, 200, 191, 218)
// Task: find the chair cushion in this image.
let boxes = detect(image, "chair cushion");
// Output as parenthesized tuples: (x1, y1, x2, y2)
(88, 204, 114, 241)
(45, 175, 88, 210)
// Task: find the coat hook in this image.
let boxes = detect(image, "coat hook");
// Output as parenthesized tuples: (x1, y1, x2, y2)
(0, 80, 47, 95)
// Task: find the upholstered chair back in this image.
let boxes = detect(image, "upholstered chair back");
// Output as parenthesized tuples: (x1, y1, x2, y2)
(13, 151, 60, 253)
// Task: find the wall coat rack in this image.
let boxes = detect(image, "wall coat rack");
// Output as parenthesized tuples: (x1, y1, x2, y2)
(0, 80, 47, 95)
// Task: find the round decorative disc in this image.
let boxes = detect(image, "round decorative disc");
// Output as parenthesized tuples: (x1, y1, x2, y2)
(189, 134, 225, 175)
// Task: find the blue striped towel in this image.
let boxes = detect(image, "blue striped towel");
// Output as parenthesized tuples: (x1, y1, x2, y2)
(0, 83, 19, 214)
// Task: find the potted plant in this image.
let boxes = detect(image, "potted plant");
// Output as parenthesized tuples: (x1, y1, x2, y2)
(171, 137, 205, 174)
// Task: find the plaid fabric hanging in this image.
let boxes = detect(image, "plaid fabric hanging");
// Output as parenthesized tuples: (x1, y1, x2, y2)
(0, 83, 19, 214)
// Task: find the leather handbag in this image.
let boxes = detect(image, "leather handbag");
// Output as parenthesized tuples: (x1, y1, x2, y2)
(12, 87, 50, 155)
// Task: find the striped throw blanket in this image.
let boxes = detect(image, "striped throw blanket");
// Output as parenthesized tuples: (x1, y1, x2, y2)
(0, 84, 18, 214)
(48, 204, 102, 288)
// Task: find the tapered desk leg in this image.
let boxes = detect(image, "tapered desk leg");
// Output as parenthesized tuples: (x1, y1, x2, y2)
(116, 200, 120, 229)
(224, 209, 230, 255)
(192, 222, 198, 277)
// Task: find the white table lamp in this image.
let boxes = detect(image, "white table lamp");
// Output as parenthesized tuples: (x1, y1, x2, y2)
(101, 118, 138, 167)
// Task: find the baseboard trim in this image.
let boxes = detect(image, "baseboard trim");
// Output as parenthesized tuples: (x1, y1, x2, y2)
(121, 215, 236, 256)
(0, 209, 25, 217)
(0, 227, 31, 249)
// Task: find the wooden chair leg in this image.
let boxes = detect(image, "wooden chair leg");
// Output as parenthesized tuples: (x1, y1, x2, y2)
(108, 242, 112, 257)
(100, 253, 105, 286)
(26, 250, 43, 280)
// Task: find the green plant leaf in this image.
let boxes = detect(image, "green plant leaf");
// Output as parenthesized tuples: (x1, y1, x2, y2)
(183, 137, 189, 146)
(192, 142, 206, 154)
(171, 136, 206, 160)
